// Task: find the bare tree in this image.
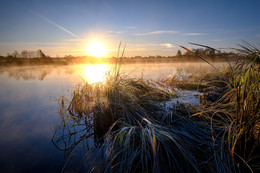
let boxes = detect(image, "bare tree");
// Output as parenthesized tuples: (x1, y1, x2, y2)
(12, 51, 19, 58)
(36, 49, 46, 58)
(176, 50, 182, 57)
(20, 50, 30, 58)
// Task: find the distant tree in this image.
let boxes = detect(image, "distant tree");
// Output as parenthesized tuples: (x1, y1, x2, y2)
(64, 55, 73, 58)
(36, 49, 46, 58)
(204, 48, 215, 61)
(176, 50, 182, 57)
(184, 51, 193, 56)
(30, 51, 36, 58)
(193, 48, 203, 56)
(21, 50, 31, 58)
(6, 53, 13, 58)
(12, 51, 19, 58)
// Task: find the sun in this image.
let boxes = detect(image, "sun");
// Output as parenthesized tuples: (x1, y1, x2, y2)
(86, 40, 107, 58)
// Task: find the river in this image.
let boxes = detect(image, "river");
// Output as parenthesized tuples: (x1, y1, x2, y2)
(0, 61, 227, 172)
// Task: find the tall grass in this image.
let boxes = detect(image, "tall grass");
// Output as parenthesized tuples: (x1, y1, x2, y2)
(104, 118, 204, 173)
(190, 42, 260, 172)
(52, 48, 174, 154)
(53, 42, 260, 172)
(220, 62, 260, 171)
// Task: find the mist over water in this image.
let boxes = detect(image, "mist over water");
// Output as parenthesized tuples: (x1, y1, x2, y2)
(0, 62, 227, 172)
(0, 61, 226, 81)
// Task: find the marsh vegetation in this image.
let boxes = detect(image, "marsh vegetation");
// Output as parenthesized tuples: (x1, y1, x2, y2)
(52, 43, 260, 172)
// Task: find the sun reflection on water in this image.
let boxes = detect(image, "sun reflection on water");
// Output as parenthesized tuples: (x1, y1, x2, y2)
(80, 64, 111, 84)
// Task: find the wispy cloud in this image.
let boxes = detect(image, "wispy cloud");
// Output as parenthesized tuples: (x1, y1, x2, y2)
(182, 33, 207, 36)
(126, 26, 137, 29)
(135, 30, 179, 36)
(71, 49, 86, 52)
(116, 31, 127, 34)
(0, 42, 65, 46)
(215, 27, 260, 34)
(212, 39, 222, 42)
(107, 30, 127, 34)
(63, 39, 84, 42)
(127, 43, 157, 47)
(160, 43, 174, 48)
(255, 34, 260, 37)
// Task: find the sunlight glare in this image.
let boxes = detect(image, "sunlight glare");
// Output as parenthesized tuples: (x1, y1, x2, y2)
(86, 40, 107, 58)
(82, 64, 110, 83)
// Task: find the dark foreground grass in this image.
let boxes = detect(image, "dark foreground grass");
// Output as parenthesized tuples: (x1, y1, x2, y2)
(53, 43, 260, 173)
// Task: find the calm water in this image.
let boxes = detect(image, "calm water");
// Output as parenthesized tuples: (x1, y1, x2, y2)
(0, 62, 226, 172)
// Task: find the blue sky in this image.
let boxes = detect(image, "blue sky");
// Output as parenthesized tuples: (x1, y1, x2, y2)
(0, 0, 260, 57)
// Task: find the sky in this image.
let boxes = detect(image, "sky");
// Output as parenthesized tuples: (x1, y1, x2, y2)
(0, 0, 260, 57)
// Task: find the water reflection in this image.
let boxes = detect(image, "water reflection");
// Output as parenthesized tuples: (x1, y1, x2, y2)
(81, 64, 111, 83)
(0, 66, 88, 173)
(0, 61, 229, 172)
(0, 66, 52, 80)
(0, 62, 227, 82)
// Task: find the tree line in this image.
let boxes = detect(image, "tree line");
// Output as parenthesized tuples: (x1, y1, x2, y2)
(2, 48, 237, 60)
(6, 49, 48, 59)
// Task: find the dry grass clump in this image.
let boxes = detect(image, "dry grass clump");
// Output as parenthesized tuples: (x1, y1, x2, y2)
(53, 42, 260, 172)
(190, 42, 260, 172)
(52, 60, 174, 150)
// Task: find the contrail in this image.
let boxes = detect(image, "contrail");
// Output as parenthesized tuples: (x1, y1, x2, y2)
(38, 14, 81, 39)
(30, 10, 81, 39)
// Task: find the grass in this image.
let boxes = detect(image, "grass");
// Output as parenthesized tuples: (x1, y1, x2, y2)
(189, 42, 260, 172)
(104, 118, 210, 173)
(53, 42, 260, 172)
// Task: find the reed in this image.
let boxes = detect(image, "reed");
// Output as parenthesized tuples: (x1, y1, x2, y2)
(191, 42, 260, 172)
(52, 42, 260, 172)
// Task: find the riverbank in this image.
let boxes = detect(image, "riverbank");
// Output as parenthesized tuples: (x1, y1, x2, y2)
(53, 48, 259, 172)
(0, 54, 238, 67)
